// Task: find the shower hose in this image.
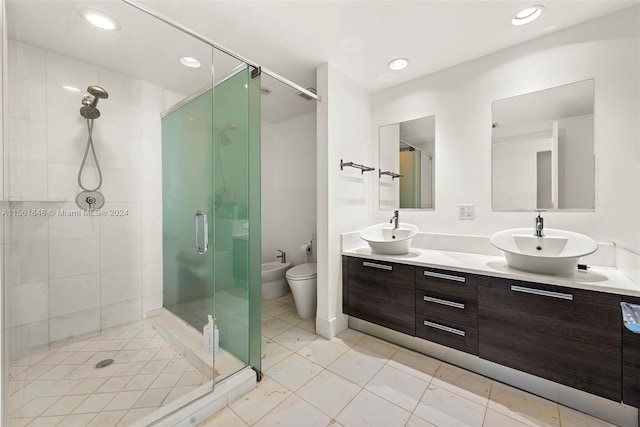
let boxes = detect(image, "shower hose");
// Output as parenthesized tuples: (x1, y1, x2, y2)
(78, 118, 103, 192)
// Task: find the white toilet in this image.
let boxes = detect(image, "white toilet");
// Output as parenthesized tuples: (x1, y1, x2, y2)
(286, 237, 318, 319)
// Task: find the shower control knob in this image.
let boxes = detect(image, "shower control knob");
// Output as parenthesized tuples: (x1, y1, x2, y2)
(76, 190, 105, 211)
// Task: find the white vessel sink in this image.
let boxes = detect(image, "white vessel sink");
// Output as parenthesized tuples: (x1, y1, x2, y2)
(490, 228, 598, 275)
(360, 223, 419, 255)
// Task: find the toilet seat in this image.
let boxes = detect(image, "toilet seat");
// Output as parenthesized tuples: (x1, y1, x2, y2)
(286, 262, 317, 280)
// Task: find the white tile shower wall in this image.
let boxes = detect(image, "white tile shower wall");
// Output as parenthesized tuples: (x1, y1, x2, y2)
(370, 7, 640, 248)
(261, 112, 317, 265)
(6, 40, 167, 360)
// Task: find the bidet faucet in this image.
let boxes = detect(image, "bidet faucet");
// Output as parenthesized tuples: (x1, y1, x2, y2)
(276, 249, 286, 263)
(534, 210, 545, 237)
(390, 210, 399, 230)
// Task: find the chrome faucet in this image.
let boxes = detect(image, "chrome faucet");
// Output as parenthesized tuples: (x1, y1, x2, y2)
(534, 210, 545, 237)
(276, 249, 286, 263)
(390, 210, 399, 230)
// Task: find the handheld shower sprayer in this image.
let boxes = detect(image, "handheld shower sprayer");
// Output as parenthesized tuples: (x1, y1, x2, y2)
(79, 85, 109, 119)
(76, 85, 109, 210)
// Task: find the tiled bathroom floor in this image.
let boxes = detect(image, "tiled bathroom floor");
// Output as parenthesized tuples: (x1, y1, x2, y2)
(202, 293, 616, 427)
(8, 320, 210, 426)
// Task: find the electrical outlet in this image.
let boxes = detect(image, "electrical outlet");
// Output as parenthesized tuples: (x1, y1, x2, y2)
(458, 204, 474, 220)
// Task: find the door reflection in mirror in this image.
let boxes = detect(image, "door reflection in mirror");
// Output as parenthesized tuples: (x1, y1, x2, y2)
(492, 79, 595, 211)
(379, 115, 435, 210)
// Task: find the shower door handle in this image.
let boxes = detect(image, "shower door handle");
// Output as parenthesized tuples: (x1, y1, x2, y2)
(194, 211, 209, 254)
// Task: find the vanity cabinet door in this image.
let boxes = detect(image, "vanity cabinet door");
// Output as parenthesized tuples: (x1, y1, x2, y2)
(623, 295, 640, 407)
(343, 256, 415, 336)
(478, 277, 622, 402)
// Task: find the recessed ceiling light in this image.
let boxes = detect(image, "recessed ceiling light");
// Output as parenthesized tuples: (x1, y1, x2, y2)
(512, 5, 545, 26)
(387, 58, 409, 71)
(261, 87, 271, 95)
(180, 57, 201, 68)
(62, 85, 81, 93)
(84, 10, 119, 31)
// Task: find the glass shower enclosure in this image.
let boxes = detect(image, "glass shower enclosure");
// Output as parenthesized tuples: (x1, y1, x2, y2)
(2, 1, 261, 425)
(161, 65, 262, 381)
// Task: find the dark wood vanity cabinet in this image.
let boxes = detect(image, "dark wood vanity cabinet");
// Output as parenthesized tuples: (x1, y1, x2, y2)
(622, 295, 640, 407)
(342, 256, 415, 336)
(478, 276, 622, 402)
(342, 255, 628, 404)
(415, 267, 478, 355)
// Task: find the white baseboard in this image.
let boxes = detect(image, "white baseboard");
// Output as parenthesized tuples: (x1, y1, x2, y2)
(315, 313, 349, 339)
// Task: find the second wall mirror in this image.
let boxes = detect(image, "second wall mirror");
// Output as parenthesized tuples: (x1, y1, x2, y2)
(379, 115, 435, 210)
(492, 79, 595, 211)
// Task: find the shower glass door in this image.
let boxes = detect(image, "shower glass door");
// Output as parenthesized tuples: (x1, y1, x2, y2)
(162, 63, 261, 383)
(162, 77, 216, 380)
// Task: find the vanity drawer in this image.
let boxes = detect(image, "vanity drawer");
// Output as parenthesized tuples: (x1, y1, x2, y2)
(416, 290, 477, 327)
(416, 316, 478, 355)
(416, 267, 477, 300)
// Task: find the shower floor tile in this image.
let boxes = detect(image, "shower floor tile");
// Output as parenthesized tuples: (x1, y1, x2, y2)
(8, 321, 210, 427)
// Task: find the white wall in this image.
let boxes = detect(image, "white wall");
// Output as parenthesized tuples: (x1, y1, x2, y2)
(378, 123, 399, 210)
(316, 63, 372, 339)
(1, 3, 6, 422)
(261, 112, 317, 265)
(370, 7, 640, 248)
(5, 41, 170, 359)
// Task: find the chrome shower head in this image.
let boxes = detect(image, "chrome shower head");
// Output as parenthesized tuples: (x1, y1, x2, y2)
(80, 86, 108, 119)
(80, 105, 101, 119)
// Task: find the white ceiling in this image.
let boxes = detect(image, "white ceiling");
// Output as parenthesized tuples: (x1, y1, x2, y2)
(8, 0, 638, 123)
(141, 0, 638, 93)
(400, 115, 435, 145)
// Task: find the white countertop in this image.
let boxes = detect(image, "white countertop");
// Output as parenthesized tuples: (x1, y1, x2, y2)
(343, 246, 640, 297)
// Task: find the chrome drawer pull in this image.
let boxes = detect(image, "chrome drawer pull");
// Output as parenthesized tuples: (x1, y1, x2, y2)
(363, 261, 392, 271)
(510, 285, 573, 300)
(423, 320, 466, 337)
(423, 296, 465, 310)
(423, 271, 465, 283)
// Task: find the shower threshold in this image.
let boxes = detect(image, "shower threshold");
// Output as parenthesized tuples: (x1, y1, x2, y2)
(130, 367, 255, 427)
(146, 308, 247, 383)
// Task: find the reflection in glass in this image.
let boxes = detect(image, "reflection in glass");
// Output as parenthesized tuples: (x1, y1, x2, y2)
(492, 79, 595, 211)
(379, 115, 435, 210)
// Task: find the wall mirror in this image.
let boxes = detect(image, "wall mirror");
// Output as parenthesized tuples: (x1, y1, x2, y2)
(379, 115, 435, 210)
(492, 79, 595, 211)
